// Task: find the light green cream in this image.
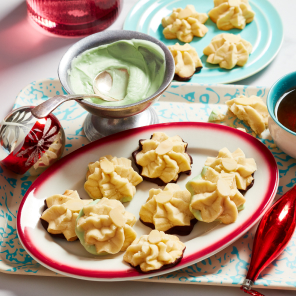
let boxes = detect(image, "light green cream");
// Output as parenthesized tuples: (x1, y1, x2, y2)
(69, 39, 166, 106)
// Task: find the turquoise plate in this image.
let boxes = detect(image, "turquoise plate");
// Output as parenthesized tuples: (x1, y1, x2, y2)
(123, 0, 283, 84)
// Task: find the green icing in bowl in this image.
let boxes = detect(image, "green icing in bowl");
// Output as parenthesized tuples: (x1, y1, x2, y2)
(69, 39, 166, 106)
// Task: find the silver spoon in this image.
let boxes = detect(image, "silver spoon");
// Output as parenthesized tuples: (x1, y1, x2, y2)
(31, 71, 120, 119)
(93, 69, 129, 102)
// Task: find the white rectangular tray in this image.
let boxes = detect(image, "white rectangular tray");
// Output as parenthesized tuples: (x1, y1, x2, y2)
(1, 79, 295, 290)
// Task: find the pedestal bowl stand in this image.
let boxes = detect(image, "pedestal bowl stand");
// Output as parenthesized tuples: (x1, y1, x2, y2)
(58, 30, 175, 142)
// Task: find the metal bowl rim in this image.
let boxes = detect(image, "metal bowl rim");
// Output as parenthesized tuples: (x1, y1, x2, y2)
(57, 30, 175, 112)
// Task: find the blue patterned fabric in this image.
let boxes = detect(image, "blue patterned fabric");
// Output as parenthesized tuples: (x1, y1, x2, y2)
(0, 79, 295, 289)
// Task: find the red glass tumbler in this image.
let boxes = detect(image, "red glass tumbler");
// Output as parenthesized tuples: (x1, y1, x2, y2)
(26, 0, 122, 37)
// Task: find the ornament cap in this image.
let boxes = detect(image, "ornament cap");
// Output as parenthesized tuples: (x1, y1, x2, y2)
(242, 279, 254, 291)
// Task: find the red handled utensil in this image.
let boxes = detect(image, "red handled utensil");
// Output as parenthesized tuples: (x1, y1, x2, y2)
(241, 186, 296, 295)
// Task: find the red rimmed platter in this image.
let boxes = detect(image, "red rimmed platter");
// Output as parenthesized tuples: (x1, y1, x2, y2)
(17, 122, 278, 281)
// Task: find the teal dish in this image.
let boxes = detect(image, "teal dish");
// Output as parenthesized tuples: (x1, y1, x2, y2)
(267, 71, 296, 137)
(267, 71, 296, 158)
(124, 0, 283, 84)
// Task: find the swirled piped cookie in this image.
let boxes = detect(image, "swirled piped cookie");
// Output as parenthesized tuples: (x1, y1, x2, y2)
(162, 5, 208, 43)
(84, 155, 143, 202)
(209, 0, 255, 31)
(132, 132, 192, 186)
(168, 43, 203, 81)
(204, 147, 257, 192)
(203, 34, 252, 69)
(76, 198, 137, 255)
(186, 166, 246, 224)
(226, 95, 269, 135)
(40, 190, 92, 241)
(139, 184, 196, 235)
(123, 229, 186, 273)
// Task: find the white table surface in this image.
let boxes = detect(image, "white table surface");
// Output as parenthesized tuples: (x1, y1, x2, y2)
(0, 0, 296, 295)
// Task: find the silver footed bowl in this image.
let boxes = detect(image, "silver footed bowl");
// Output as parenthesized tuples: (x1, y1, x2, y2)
(58, 30, 175, 141)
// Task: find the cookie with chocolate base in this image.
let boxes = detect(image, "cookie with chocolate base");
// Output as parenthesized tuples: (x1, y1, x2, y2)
(132, 132, 193, 186)
(139, 183, 197, 235)
(238, 173, 255, 196)
(123, 230, 186, 273)
(40, 201, 66, 240)
(40, 190, 92, 241)
(140, 218, 197, 236)
(129, 248, 186, 274)
(174, 67, 202, 82)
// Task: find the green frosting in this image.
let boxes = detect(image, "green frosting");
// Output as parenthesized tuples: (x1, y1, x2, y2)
(69, 39, 166, 106)
(190, 208, 203, 221)
(208, 109, 225, 122)
(75, 199, 108, 255)
(120, 196, 133, 203)
(186, 172, 205, 222)
(201, 166, 209, 177)
(186, 167, 208, 198)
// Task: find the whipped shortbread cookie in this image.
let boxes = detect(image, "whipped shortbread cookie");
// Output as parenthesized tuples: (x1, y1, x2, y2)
(84, 155, 143, 202)
(168, 43, 203, 81)
(76, 198, 137, 255)
(226, 95, 269, 135)
(139, 184, 196, 235)
(132, 132, 192, 186)
(203, 34, 252, 69)
(40, 190, 92, 241)
(123, 229, 186, 273)
(186, 147, 257, 224)
(204, 147, 257, 192)
(209, 0, 255, 31)
(162, 5, 208, 43)
(186, 166, 246, 224)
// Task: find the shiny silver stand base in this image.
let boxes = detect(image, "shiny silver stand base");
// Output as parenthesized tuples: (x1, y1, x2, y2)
(83, 107, 159, 142)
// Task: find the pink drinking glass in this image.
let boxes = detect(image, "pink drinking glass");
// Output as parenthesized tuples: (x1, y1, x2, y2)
(26, 0, 122, 37)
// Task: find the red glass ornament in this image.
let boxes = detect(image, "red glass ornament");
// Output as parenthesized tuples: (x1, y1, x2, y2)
(241, 186, 296, 295)
(0, 107, 64, 176)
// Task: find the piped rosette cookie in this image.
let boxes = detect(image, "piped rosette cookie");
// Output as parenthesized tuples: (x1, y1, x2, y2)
(168, 43, 203, 81)
(123, 229, 186, 273)
(186, 167, 246, 224)
(226, 95, 269, 135)
(203, 33, 252, 69)
(162, 5, 208, 43)
(132, 132, 192, 186)
(208, 0, 255, 31)
(40, 190, 92, 241)
(139, 184, 196, 235)
(205, 147, 257, 194)
(84, 155, 143, 202)
(75, 198, 137, 255)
